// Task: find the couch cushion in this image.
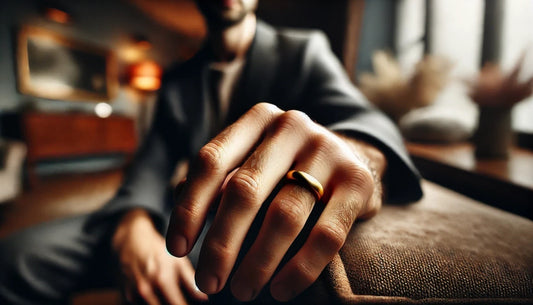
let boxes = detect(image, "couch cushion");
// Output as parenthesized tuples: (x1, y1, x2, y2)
(319, 180, 533, 304)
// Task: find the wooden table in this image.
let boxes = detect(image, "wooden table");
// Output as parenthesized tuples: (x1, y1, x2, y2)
(406, 142, 533, 220)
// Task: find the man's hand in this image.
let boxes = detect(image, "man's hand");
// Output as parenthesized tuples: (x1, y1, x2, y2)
(166, 103, 386, 302)
(113, 209, 208, 305)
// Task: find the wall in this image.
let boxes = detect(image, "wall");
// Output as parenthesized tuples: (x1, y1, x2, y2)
(395, 0, 425, 75)
(0, 0, 191, 118)
(423, 0, 485, 132)
(355, 0, 396, 75)
(501, 0, 533, 133)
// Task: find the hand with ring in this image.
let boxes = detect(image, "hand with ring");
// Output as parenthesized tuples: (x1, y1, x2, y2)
(166, 102, 386, 302)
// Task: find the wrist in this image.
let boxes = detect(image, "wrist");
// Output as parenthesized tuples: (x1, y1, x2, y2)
(336, 133, 387, 179)
(112, 209, 156, 253)
(337, 133, 387, 218)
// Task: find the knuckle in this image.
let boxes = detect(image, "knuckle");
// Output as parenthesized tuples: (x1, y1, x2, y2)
(292, 260, 318, 286)
(314, 223, 347, 254)
(174, 200, 202, 223)
(309, 131, 332, 149)
(249, 260, 273, 281)
(251, 102, 281, 117)
(196, 141, 225, 174)
(269, 198, 307, 232)
(285, 109, 311, 125)
(339, 158, 373, 189)
(347, 165, 374, 194)
(203, 240, 234, 263)
(307, 131, 336, 156)
(276, 110, 311, 132)
(249, 103, 283, 128)
(226, 170, 260, 204)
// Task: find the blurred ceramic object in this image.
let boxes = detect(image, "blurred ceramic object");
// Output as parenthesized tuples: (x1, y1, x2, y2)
(467, 54, 533, 159)
(400, 113, 471, 143)
(473, 106, 513, 159)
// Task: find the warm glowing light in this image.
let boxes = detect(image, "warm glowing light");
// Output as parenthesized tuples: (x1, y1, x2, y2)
(119, 46, 143, 63)
(129, 61, 162, 91)
(117, 36, 152, 63)
(131, 76, 161, 91)
(44, 8, 71, 24)
(95, 103, 113, 118)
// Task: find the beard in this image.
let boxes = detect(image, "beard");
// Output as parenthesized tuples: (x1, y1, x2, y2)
(196, 0, 256, 28)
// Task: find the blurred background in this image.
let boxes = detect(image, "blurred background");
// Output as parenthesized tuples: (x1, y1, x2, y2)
(0, 0, 532, 254)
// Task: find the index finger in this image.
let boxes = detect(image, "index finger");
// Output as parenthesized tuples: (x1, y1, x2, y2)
(166, 103, 283, 257)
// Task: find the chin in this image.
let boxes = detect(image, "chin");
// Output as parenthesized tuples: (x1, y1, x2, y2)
(197, 0, 256, 27)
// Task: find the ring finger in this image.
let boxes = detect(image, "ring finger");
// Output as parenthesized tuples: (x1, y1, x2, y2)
(230, 160, 331, 301)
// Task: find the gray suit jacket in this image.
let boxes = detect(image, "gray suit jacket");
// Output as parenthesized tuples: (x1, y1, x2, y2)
(91, 21, 422, 229)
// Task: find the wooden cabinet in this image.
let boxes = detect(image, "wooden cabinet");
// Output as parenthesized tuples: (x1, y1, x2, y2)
(22, 112, 137, 183)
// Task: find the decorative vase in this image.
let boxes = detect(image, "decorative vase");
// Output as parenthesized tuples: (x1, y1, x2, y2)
(473, 106, 514, 159)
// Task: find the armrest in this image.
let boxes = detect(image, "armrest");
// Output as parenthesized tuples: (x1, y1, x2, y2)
(310, 181, 533, 304)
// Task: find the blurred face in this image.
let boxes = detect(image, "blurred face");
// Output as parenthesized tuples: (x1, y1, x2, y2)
(195, 0, 258, 28)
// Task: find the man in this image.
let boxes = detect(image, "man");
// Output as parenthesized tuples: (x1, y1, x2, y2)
(0, 0, 422, 304)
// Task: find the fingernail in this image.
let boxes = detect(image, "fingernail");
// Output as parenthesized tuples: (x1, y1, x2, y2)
(169, 235, 187, 256)
(237, 289, 256, 302)
(231, 279, 256, 301)
(197, 273, 219, 294)
(271, 281, 294, 301)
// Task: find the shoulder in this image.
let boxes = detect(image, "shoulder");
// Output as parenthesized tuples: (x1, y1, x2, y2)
(251, 22, 332, 77)
(256, 20, 330, 52)
(277, 27, 329, 46)
(272, 26, 330, 54)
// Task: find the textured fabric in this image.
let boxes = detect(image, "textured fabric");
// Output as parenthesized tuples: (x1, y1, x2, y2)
(316, 181, 533, 305)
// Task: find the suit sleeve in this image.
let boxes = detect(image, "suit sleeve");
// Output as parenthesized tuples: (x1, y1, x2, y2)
(296, 32, 423, 203)
(86, 82, 186, 231)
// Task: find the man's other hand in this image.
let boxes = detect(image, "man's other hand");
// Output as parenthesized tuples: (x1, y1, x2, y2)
(113, 209, 209, 305)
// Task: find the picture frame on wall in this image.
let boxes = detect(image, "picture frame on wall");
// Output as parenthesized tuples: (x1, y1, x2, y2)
(16, 26, 118, 102)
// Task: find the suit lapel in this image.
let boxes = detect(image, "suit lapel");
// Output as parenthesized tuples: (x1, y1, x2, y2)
(170, 48, 213, 155)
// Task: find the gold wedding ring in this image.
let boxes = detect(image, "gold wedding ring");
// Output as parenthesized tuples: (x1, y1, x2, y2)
(285, 170, 324, 201)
